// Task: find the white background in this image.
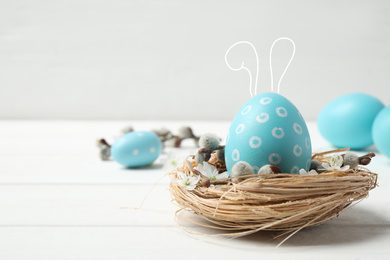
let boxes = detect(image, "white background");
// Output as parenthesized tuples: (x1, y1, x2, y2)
(1, 0, 390, 120)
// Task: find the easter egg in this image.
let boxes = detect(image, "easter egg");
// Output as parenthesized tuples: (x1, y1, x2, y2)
(318, 93, 384, 149)
(373, 106, 390, 158)
(225, 92, 312, 175)
(111, 131, 162, 167)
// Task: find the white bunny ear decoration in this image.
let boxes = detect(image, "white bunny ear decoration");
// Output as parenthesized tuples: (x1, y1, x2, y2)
(225, 38, 295, 96)
(269, 37, 296, 94)
(224, 41, 259, 97)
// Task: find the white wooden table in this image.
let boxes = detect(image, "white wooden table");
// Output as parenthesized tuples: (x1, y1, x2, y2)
(1, 120, 389, 260)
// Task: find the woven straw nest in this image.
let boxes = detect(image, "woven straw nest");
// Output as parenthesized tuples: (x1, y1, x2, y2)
(168, 148, 378, 242)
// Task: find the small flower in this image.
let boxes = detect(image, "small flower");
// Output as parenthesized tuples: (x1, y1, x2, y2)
(175, 172, 200, 190)
(163, 154, 185, 171)
(167, 157, 179, 168)
(299, 169, 318, 175)
(197, 162, 229, 180)
(322, 154, 350, 171)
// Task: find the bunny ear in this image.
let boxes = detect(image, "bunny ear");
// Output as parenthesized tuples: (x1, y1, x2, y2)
(269, 38, 296, 93)
(225, 41, 259, 97)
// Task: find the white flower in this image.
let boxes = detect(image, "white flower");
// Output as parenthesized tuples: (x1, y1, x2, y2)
(166, 157, 179, 168)
(163, 154, 185, 171)
(322, 154, 350, 171)
(175, 172, 200, 190)
(197, 161, 229, 180)
(299, 169, 318, 175)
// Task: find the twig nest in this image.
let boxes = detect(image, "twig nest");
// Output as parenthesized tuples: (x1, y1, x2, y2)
(168, 148, 378, 241)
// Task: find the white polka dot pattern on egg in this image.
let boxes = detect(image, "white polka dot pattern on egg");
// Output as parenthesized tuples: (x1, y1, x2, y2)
(132, 149, 139, 155)
(252, 166, 259, 173)
(305, 137, 310, 149)
(293, 123, 303, 134)
(256, 113, 269, 123)
(241, 105, 252, 115)
(137, 133, 144, 136)
(293, 144, 302, 157)
(236, 124, 245, 134)
(150, 147, 156, 153)
(225, 93, 312, 175)
(249, 136, 262, 148)
(272, 127, 284, 139)
(306, 158, 311, 170)
(232, 149, 240, 161)
(259, 97, 272, 105)
(276, 107, 288, 117)
(268, 153, 281, 165)
(290, 166, 299, 174)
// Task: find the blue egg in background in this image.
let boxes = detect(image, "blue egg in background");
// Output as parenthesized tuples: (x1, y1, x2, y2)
(373, 105, 390, 159)
(111, 131, 162, 167)
(225, 92, 312, 175)
(318, 93, 384, 149)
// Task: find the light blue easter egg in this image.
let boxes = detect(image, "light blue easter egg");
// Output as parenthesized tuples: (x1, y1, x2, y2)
(111, 131, 162, 167)
(225, 92, 312, 175)
(373, 105, 390, 158)
(318, 93, 384, 149)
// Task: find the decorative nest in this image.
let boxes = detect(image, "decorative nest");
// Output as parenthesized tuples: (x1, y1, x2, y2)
(168, 148, 378, 243)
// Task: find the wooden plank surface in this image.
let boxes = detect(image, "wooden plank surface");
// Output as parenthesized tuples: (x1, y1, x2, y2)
(0, 120, 389, 259)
